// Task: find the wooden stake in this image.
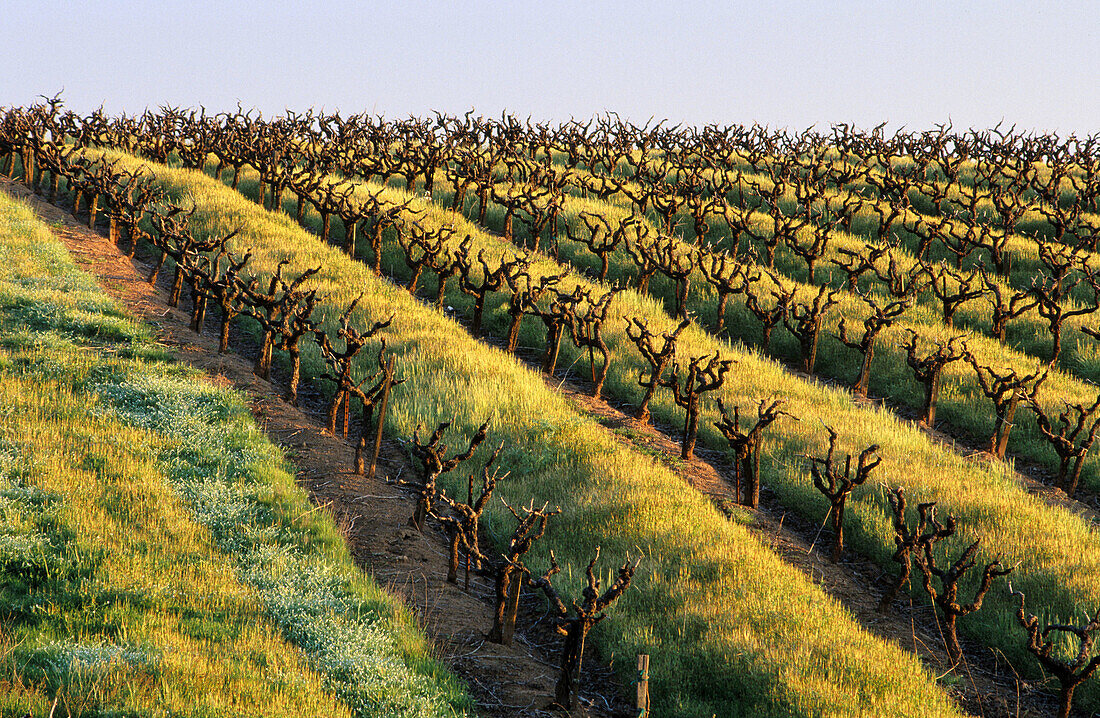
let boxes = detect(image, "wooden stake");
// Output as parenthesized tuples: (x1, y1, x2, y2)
(367, 356, 394, 480)
(636, 654, 650, 718)
(87, 193, 99, 229)
(465, 473, 474, 590)
(588, 337, 597, 382)
(501, 574, 523, 646)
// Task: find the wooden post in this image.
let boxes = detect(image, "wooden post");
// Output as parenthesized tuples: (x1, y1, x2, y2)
(87, 193, 99, 229)
(367, 356, 394, 480)
(465, 473, 474, 591)
(21, 147, 33, 189)
(636, 654, 650, 718)
(342, 391, 350, 438)
(501, 574, 523, 646)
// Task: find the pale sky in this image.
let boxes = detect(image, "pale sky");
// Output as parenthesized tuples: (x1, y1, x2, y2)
(3, 1, 1097, 134)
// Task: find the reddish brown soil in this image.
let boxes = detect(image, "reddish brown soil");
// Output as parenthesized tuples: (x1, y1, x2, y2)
(3, 175, 1069, 717)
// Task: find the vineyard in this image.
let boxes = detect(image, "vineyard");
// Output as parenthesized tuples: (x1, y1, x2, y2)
(0, 190, 470, 716)
(4, 98, 1100, 716)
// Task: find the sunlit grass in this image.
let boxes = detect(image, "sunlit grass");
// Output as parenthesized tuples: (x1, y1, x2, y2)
(174, 150, 1100, 709)
(0, 190, 470, 718)
(585, 149, 1100, 376)
(83, 150, 971, 717)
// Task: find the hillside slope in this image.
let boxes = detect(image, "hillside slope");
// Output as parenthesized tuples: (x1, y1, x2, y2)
(0, 189, 471, 717)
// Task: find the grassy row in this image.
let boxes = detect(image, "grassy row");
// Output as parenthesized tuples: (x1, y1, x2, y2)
(0, 189, 470, 717)
(554, 150, 1100, 383)
(201, 156, 1100, 708)
(85, 149, 969, 717)
(456, 158, 1100, 487)
(667, 154, 1100, 357)
(425, 164, 1100, 502)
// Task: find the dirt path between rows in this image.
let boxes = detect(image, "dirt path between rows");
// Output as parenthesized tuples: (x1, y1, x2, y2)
(3, 174, 1065, 717)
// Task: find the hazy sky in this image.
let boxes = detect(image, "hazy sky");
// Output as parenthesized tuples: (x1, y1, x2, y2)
(4, 1, 1097, 134)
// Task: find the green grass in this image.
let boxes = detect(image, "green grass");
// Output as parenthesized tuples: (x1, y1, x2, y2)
(578, 149, 1100, 382)
(443, 162, 1100, 499)
(183, 153, 1100, 709)
(0, 189, 470, 717)
(80, 149, 972, 717)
